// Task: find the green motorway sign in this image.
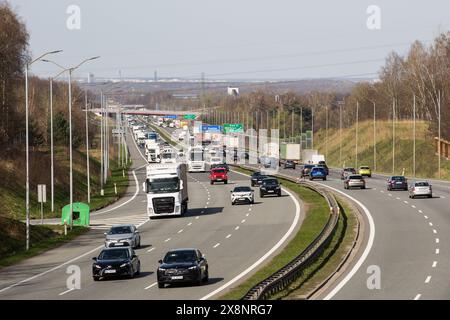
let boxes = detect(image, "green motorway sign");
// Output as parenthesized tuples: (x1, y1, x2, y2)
(223, 123, 244, 133)
(183, 114, 196, 120)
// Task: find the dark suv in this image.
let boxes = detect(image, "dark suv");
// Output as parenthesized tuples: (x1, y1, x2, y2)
(387, 176, 408, 191)
(260, 178, 281, 197)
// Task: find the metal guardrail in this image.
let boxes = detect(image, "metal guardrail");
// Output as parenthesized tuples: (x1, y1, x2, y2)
(237, 165, 340, 300)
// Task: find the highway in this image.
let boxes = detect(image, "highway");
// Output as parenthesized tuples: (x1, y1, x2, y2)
(0, 129, 302, 300)
(262, 165, 450, 300)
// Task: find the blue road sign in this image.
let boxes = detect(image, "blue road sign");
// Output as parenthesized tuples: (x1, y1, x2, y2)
(202, 125, 222, 132)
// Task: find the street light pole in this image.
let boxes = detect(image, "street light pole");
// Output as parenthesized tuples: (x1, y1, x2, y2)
(25, 50, 62, 250)
(392, 98, 396, 174)
(356, 101, 359, 169)
(413, 95, 416, 178)
(373, 101, 376, 172)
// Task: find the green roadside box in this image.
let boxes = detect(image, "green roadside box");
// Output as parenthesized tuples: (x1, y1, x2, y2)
(61, 202, 90, 226)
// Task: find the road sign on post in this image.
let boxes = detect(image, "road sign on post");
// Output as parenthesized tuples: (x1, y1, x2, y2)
(38, 184, 46, 225)
(223, 123, 244, 133)
(183, 114, 196, 120)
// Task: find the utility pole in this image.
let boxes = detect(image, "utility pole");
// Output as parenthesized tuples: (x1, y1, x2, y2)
(100, 91, 104, 192)
(339, 104, 342, 167)
(392, 98, 396, 174)
(300, 107, 303, 147)
(413, 95, 416, 178)
(49, 78, 54, 212)
(291, 110, 294, 143)
(438, 90, 441, 179)
(311, 106, 314, 149)
(325, 106, 328, 161)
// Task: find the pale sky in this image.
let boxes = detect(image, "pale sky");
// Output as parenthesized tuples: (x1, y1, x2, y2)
(8, 0, 450, 80)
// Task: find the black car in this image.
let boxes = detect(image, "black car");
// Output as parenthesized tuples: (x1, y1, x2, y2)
(284, 160, 296, 169)
(157, 248, 208, 288)
(211, 163, 229, 172)
(254, 174, 269, 186)
(387, 176, 408, 191)
(260, 178, 281, 197)
(316, 164, 329, 175)
(92, 247, 140, 281)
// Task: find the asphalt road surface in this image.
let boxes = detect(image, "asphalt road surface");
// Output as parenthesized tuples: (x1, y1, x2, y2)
(265, 164, 450, 300)
(0, 129, 302, 300)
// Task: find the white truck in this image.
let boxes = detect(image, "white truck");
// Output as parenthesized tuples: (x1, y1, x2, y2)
(137, 131, 146, 148)
(145, 140, 161, 163)
(143, 163, 189, 218)
(280, 143, 301, 164)
(160, 147, 177, 164)
(312, 154, 325, 164)
(187, 145, 206, 172)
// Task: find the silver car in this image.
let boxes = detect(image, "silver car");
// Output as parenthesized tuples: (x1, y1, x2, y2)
(409, 181, 432, 199)
(104, 224, 141, 248)
(231, 186, 255, 205)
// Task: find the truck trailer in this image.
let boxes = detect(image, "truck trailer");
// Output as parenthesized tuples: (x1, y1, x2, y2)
(143, 163, 188, 218)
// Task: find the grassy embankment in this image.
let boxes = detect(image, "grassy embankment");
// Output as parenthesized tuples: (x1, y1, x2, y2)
(0, 123, 131, 265)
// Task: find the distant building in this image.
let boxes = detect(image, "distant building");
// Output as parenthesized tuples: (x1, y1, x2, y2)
(227, 87, 239, 97)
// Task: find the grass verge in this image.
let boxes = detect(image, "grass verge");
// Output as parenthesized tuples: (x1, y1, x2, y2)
(220, 166, 330, 300)
(0, 215, 88, 269)
(275, 196, 358, 299)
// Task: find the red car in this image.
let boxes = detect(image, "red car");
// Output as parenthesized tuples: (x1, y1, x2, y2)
(210, 168, 228, 185)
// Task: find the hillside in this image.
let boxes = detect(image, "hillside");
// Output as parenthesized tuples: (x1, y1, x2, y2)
(313, 120, 450, 180)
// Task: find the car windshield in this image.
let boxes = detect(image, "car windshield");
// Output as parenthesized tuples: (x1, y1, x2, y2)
(415, 182, 429, 187)
(98, 249, 129, 260)
(305, 165, 314, 169)
(349, 175, 363, 180)
(313, 168, 325, 172)
(263, 179, 278, 185)
(190, 151, 204, 161)
(164, 251, 197, 263)
(162, 153, 173, 159)
(148, 177, 179, 193)
(258, 176, 268, 180)
(212, 169, 226, 174)
(392, 176, 405, 181)
(252, 172, 261, 177)
(108, 226, 132, 234)
(360, 167, 370, 170)
(234, 186, 251, 192)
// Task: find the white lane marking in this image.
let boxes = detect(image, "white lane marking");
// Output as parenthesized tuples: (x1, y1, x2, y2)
(404, 200, 408, 204)
(414, 294, 422, 300)
(396, 197, 401, 200)
(235, 226, 239, 231)
(201, 173, 301, 301)
(164, 238, 171, 242)
(411, 205, 416, 209)
(436, 238, 439, 244)
(433, 229, 437, 234)
(425, 276, 431, 284)
(226, 234, 232, 239)
(388, 193, 392, 197)
(59, 288, 75, 296)
(418, 210, 423, 213)
(380, 190, 384, 193)
(436, 248, 440, 254)
(196, 216, 200, 220)
(432, 261, 437, 268)
(241, 219, 246, 223)
(248, 208, 252, 211)
(213, 243, 220, 248)
(145, 282, 157, 290)
(178, 229, 184, 234)
(206, 202, 209, 205)
(424, 215, 428, 219)
(147, 247, 155, 253)
(429, 222, 433, 226)
(187, 222, 192, 226)
(440, 196, 446, 199)
(246, 213, 249, 217)
(321, 184, 375, 300)
(0, 244, 104, 294)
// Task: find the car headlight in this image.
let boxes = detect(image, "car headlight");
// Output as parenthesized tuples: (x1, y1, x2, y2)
(120, 262, 130, 268)
(94, 264, 102, 269)
(188, 266, 199, 270)
(261, 187, 266, 190)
